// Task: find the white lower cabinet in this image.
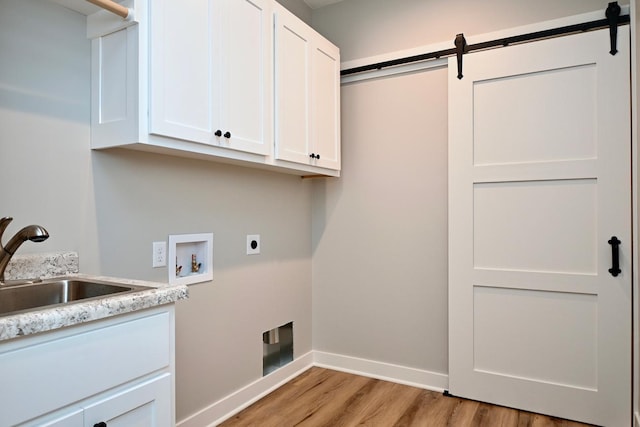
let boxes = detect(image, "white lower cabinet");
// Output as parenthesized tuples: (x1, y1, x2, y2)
(1, 306, 176, 427)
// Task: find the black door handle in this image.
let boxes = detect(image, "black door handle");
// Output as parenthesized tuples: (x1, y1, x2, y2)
(608, 236, 621, 277)
(214, 130, 222, 137)
(223, 131, 231, 139)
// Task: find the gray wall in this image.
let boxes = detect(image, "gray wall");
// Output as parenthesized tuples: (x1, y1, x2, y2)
(312, 0, 628, 61)
(310, 0, 628, 380)
(276, 0, 311, 24)
(634, 0, 640, 421)
(0, 0, 312, 422)
(312, 68, 449, 372)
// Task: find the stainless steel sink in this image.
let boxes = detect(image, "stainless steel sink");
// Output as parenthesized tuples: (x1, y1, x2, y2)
(0, 278, 149, 316)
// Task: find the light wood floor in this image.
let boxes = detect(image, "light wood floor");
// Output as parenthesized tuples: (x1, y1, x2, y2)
(219, 367, 592, 427)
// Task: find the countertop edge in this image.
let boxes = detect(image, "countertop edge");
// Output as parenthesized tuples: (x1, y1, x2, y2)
(0, 274, 189, 341)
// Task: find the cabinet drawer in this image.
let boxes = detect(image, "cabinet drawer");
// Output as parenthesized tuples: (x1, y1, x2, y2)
(0, 310, 170, 426)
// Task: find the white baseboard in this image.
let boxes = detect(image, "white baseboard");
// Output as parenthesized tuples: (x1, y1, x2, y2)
(313, 350, 448, 392)
(176, 351, 314, 427)
(634, 411, 640, 427)
(177, 350, 448, 426)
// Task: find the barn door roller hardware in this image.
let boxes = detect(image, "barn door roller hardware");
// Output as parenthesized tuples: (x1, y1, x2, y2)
(454, 34, 467, 80)
(341, 2, 629, 78)
(606, 2, 622, 55)
(453, 1, 624, 78)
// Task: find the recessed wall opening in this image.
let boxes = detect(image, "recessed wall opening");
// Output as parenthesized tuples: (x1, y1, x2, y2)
(263, 321, 293, 376)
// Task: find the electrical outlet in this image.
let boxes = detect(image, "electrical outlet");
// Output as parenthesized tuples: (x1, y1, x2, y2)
(247, 234, 260, 255)
(153, 241, 167, 267)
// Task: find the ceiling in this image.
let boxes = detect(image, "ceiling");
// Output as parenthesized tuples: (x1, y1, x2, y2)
(50, 0, 344, 16)
(303, 0, 344, 9)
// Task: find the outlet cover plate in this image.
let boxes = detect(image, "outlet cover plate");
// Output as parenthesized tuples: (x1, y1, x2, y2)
(247, 234, 260, 255)
(152, 241, 167, 267)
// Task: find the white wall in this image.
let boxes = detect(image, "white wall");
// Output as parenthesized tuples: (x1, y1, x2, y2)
(0, 0, 312, 423)
(311, 0, 630, 384)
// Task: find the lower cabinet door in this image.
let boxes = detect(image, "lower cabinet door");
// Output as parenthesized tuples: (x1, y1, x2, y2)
(83, 374, 172, 427)
(21, 408, 83, 427)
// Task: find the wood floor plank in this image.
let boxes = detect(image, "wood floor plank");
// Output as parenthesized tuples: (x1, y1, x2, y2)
(283, 371, 373, 425)
(421, 394, 469, 426)
(392, 388, 441, 426)
(221, 368, 334, 427)
(471, 402, 520, 427)
(449, 398, 482, 426)
(322, 380, 422, 426)
(218, 368, 594, 427)
(297, 376, 380, 426)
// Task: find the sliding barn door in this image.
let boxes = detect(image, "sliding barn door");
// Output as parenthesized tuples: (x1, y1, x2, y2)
(448, 27, 631, 426)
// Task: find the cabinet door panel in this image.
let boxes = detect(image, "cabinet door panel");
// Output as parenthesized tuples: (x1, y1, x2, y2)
(84, 374, 171, 427)
(20, 409, 83, 427)
(91, 27, 139, 147)
(274, 7, 311, 164)
(312, 38, 340, 170)
(217, 0, 271, 155)
(150, 0, 214, 144)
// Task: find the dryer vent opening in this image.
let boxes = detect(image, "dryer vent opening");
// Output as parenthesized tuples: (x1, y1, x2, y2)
(263, 321, 293, 376)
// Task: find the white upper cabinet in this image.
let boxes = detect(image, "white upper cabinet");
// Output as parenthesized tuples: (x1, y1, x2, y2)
(90, 0, 339, 176)
(274, 3, 340, 171)
(150, 0, 271, 155)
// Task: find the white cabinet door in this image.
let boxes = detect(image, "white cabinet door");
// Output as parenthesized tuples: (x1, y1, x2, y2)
(150, 0, 215, 145)
(274, 4, 340, 171)
(84, 374, 172, 427)
(448, 28, 631, 426)
(311, 36, 340, 170)
(274, 6, 312, 165)
(215, 0, 271, 155)
(21, 409, 83, 427)
(150, 0, 270, 155)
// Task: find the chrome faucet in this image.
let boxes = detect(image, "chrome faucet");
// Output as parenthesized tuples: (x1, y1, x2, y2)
(0, 217, 49, 282)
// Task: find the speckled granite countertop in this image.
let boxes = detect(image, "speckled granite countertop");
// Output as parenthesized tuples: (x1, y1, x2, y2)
(0, 274, 188, 342)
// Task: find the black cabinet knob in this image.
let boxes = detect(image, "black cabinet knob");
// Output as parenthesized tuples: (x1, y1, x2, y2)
(94, 422, 107, 427)
(223, 131, 231, 139)
(214, 130, 222, 137)
(309, 153, 321, 160)
(316, 154, 321, 160)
